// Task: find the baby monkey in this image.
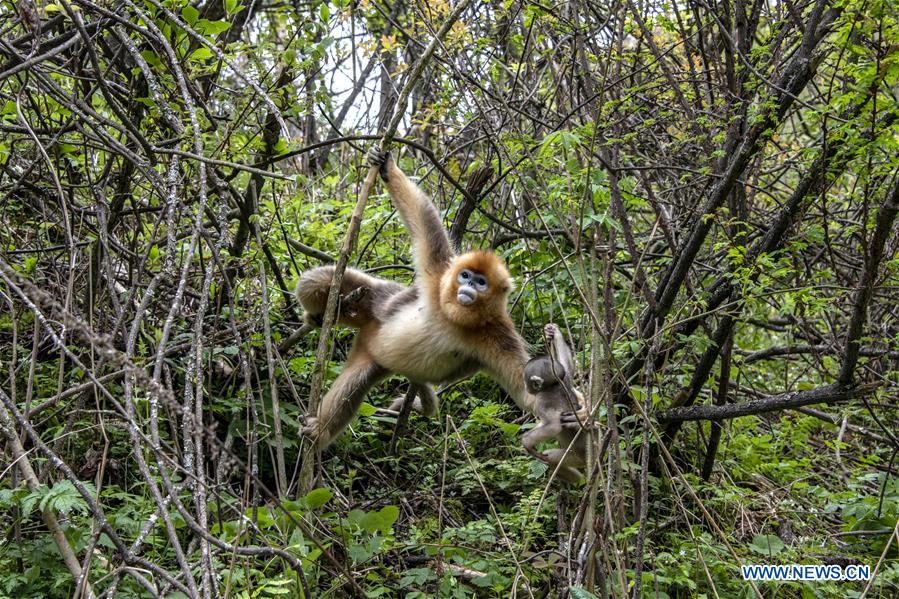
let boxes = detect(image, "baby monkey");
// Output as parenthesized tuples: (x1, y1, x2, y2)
(522, 323, 589, 483)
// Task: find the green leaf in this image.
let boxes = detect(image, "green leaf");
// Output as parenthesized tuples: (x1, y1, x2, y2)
(302, 487, 332, 509)
(570, 589, 602, 599)
(748, 534, 785, 556)
(399, 568, 435, 588)
(527, 459, 548, 478)
(140, 50, 164, 68)
(587, 212, 621, 232)
(346, 542, 372, 563)
(21, 488, 42, 517)
(181, 5, 200, 25)
(189, 47, 213, 61)
(373, 505, 399, 534)
(354, 505, 399, 535)
(40, 480, 92, 515)
(197, 19, 231, 35)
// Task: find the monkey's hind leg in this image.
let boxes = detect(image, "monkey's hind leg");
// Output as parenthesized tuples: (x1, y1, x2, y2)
(302, 349, 388, 449)
(522, 421, 562, 460)
(542, 448, 585, 484)
(296, 266, 378, 328)
(522, 421, 584, 483)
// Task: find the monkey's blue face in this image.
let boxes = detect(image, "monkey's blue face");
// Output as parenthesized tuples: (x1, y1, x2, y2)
(456, 269, 488, 305)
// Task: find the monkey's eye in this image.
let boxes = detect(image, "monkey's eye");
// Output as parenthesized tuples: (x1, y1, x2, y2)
(458, 269, 488, 291)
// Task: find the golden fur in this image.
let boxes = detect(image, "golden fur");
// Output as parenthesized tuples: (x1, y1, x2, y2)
(297, 150, 535, 448)
(439, 252, 511, 328)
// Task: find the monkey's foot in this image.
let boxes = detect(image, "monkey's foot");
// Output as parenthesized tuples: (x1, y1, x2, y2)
(525, 447, 552, 464)
(387, 395, 436, 417)
(366, 147, 392, 180)
(339, 286, 369, 317)
(300, 416, 326, 446)
(373, 407, 400, 417)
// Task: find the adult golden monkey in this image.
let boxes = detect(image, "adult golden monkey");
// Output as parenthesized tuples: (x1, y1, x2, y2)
(298, 148, 537, 448)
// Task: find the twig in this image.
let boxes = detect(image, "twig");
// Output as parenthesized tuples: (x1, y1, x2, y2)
(389, 383, 420, 455)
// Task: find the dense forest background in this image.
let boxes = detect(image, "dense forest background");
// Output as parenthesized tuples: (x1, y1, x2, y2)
(0, 0, 897, 596)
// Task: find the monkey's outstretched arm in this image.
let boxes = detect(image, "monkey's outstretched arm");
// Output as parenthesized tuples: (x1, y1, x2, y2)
(482, 332, 536, 414)
(368, 149, 454, 279)
(545, 323, 575, 378)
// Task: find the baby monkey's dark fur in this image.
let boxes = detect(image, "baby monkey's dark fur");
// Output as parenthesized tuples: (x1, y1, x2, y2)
(522, 324, 588, 483)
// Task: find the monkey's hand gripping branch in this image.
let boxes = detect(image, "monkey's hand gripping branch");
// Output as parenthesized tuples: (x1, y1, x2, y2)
(367, 147, 392, 181)
(560, 404, 592, 432)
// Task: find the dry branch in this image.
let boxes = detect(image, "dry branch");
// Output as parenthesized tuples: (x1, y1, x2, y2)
(655, 383, 877, 424)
